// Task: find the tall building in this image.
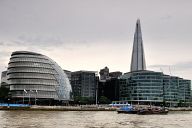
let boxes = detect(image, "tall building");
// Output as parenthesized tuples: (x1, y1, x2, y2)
(98, 67, 122, 103)
(7, 51, 72, 104)
(119, 19, 191, 106)
(71, 71, 97, 99)
(130, 19, 146, 72)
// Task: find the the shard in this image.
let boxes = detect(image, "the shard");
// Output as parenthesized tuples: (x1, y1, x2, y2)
(130, 19, 146, 72)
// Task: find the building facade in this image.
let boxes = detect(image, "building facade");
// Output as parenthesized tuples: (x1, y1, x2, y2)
(98, 67, 122, 103)
(63, 70, 72, 82)
(7, 51, 72, 104)
(178, 79, 191, 105)
(119, 70, 164, 105)
(98, 78, 119, 103)
(1, 71, 9, 88)
(119, 70, 191, 106)
(71, 71, 97, 99)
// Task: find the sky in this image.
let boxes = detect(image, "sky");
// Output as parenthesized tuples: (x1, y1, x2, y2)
(0, 0, 192, 80)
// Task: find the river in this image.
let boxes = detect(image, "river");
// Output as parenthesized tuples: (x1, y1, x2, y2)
(0, 111, 192, 128)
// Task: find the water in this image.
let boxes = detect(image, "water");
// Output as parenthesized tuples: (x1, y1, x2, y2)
(0, 111, 192, 128)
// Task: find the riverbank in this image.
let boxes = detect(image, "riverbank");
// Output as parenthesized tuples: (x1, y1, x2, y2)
(1, 105, 192, 111)
(168, 107, 192, 111)
(0, 105, 116, 111)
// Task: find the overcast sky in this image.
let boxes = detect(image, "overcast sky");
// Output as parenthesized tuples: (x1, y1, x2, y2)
(0, 0, 192, 80)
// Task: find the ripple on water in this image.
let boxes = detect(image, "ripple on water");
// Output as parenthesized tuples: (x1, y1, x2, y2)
(0, 111, 192, 128)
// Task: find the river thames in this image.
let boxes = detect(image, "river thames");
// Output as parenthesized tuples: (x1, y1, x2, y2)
(0, 111, 192, 128)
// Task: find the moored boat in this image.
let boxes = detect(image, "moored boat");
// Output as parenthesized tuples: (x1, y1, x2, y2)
(117, 105, 137, 114)
(137, 107, 168, 115)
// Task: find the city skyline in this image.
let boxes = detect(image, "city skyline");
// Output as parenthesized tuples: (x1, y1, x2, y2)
(0, 0, 192, 80)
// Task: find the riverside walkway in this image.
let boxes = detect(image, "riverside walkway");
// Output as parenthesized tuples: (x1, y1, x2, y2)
(1, 104, 192, 111)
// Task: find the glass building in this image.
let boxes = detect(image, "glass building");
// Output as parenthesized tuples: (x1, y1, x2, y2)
(119, 70, 191, 106)
(119, 19, 191, 106)
(71, 71, 97, 98)
(119, 70, 164, 105)
(7, 51, 72, 104)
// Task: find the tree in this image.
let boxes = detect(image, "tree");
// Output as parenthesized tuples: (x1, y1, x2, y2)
(99, 96, 111, 104)
(74, 96, 95, 104)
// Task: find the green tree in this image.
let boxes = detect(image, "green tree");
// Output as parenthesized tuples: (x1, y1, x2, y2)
(74, 96, 94, 104)
(99, 96, 111, 104)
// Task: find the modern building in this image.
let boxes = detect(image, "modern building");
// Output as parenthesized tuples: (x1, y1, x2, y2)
(177, 78, 191, 106)
(1, 71, 9, 88)
(119, 71, 191, 106)
(119, 70, 164, 105)
(130, 19, 146, 72)
(71, 71, 97, 99)
(163, 75, 179, 106)
(7, 51, 72, 104)
(98, 67, 122, 103)
(98, 78, 119, 103)
(64, 69, 72, 82)
(119, 19, 191, 106)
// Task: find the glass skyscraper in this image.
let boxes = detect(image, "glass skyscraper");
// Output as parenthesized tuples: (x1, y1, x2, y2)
(119, 19, 191, 106)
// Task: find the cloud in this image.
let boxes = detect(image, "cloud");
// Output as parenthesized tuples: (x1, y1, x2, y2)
(174, 61, 192, 70)
(16, 34, 90, 48)
(148, 61, 192, 71)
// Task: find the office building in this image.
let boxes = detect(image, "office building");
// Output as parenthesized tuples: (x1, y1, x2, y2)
(119, 19, 191, 106)
(119, 70, 164, 105)
(98, 67, 122, 103)
(98, 78, 119, 103)
(71, 71, 97, 99)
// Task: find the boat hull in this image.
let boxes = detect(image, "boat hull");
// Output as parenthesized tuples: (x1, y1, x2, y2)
(137, 109, 168, 115)
(117, 110, 138, 114)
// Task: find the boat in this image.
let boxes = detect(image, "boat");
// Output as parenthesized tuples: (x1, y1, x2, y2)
(137, 107, 168, 115)
(109, 101, 130, 108)
(117, 105, 138, 114)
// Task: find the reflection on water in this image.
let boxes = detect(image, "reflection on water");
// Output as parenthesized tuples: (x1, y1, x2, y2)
(0, 111, 192, 128)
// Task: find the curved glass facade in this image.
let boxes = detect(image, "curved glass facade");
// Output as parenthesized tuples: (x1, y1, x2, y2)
(119, 70, 164, 103)
(7, 51, 72, 101)
(119, 70, 191, 106)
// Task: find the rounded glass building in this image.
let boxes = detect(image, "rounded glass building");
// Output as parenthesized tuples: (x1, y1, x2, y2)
(7, 51, 72, 104)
